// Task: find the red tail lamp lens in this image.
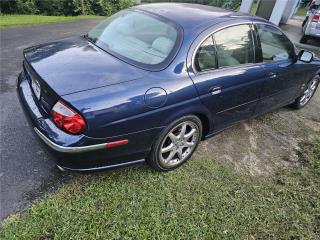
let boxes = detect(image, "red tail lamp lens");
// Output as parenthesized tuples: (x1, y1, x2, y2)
(51, 101, 86, 135)
(312, 15, 319, 22)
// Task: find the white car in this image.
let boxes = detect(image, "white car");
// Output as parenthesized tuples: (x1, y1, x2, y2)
(301, 1, 320, 43)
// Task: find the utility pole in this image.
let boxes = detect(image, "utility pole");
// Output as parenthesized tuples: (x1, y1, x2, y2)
(81, 0, 85, 15)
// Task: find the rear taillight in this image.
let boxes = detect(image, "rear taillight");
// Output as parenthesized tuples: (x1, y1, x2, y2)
(311, 14, 320, 22)
(51, 100, 86, 135)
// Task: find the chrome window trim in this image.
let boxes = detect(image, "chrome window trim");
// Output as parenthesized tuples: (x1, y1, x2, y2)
(195, 62, 263, 76)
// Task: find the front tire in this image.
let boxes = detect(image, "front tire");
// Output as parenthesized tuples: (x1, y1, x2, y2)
(147, 115, 202, 172)
(290, 75, 319, 109)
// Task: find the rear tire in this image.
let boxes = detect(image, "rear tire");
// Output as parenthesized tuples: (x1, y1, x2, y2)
(147, 115, 202, 172)
(302, 17, 308, 28)
(300, 35, 309, 44)
(290, 75, 319, 109)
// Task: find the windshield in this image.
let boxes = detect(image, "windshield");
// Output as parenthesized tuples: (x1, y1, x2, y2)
(87, 10, 179, 69)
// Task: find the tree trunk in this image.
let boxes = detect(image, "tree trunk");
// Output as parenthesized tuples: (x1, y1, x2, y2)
(81, 0, 85, 15)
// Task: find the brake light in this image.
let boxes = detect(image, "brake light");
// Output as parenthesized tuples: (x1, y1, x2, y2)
(51, 100, 86, 135)
(312, 14, 320, 22)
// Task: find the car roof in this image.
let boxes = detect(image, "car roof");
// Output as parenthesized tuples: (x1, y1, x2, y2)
(133, 3, 254, 32)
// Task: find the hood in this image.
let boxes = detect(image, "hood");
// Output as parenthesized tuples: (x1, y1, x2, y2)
(23, 36, 146, 96)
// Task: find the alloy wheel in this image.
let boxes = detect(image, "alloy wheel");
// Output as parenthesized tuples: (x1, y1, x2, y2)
(300, 77, 319, 106)
(159, 121, 200, 168)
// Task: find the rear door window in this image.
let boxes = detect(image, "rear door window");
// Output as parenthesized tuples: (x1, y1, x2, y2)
(194, 36, 216, 72)
(214, 24, 255, 68)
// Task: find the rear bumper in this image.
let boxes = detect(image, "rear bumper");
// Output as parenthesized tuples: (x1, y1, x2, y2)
(34, 127, 106, 153)
(17, 71, 86, 149)
(17, 71, 161, 171)
(304, 22, 320, 37)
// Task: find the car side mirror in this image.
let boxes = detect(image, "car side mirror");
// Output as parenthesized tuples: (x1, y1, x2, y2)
(298, 50, 314, 63)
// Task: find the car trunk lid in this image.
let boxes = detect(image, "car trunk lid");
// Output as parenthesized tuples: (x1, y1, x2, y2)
(23, 36, 146, 97)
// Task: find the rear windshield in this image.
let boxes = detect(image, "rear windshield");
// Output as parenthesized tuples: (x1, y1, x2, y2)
(87, 10, 181, 70)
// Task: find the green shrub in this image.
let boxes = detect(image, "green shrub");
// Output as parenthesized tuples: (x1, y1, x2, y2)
(141, 0, 241, 10)
(0, 0, 135, 16)
(16, 0, 38, 14)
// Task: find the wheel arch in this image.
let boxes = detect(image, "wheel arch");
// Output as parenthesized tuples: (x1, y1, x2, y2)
(194, 112, 211, 140)
(159, 103, 213, 140)
(309, 68, 320, 84)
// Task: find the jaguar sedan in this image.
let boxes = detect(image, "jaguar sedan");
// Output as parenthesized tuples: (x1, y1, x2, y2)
(17, 3, 320, 172)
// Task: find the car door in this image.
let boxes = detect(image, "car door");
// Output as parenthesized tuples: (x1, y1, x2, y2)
(189, 24, 266, 130)
(253, 24, 307, 115)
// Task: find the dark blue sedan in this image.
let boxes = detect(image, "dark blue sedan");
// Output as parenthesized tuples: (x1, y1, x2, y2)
(17, 3, 320, 172)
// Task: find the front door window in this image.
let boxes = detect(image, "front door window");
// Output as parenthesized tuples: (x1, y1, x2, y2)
(256, 24, 295, 62)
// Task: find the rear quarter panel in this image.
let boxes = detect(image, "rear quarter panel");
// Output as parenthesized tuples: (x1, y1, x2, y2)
(62, 68, 210, 140)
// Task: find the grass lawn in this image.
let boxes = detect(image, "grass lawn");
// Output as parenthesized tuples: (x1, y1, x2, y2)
(1, 139, 319, 239)
(250, 3, 258, 15)
(295, 7, 308, 17)
(0, 15, 105, 28)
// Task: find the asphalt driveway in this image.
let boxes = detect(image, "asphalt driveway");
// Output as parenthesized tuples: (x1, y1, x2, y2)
(0, 19, 319, 221)
(0, 20, 102, 220)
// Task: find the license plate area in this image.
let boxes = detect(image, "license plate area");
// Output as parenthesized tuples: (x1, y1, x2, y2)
(31, 78, 41, 100)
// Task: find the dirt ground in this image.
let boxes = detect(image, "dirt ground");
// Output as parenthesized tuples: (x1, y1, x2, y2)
(197, 90, 320, 175)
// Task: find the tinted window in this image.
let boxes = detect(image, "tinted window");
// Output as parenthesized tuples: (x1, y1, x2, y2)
(194, 36, 216, 72)
(310, 3, 320, 10)
(88, 10, 178, 66)
(214, 25, 254, 68)
(256, 24, 294, 62)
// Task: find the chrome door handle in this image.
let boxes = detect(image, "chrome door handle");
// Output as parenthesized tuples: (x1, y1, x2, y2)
(209, 86, 221, 95)
(268, 72, 277, 78)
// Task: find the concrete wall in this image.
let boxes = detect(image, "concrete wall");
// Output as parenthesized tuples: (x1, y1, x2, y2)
(281, 0, 300, 24)
(269, 0, 289, 25)
(240, 0, 299, 25)
(256, 0, 277, 20)
(239, 0, 254, 13)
